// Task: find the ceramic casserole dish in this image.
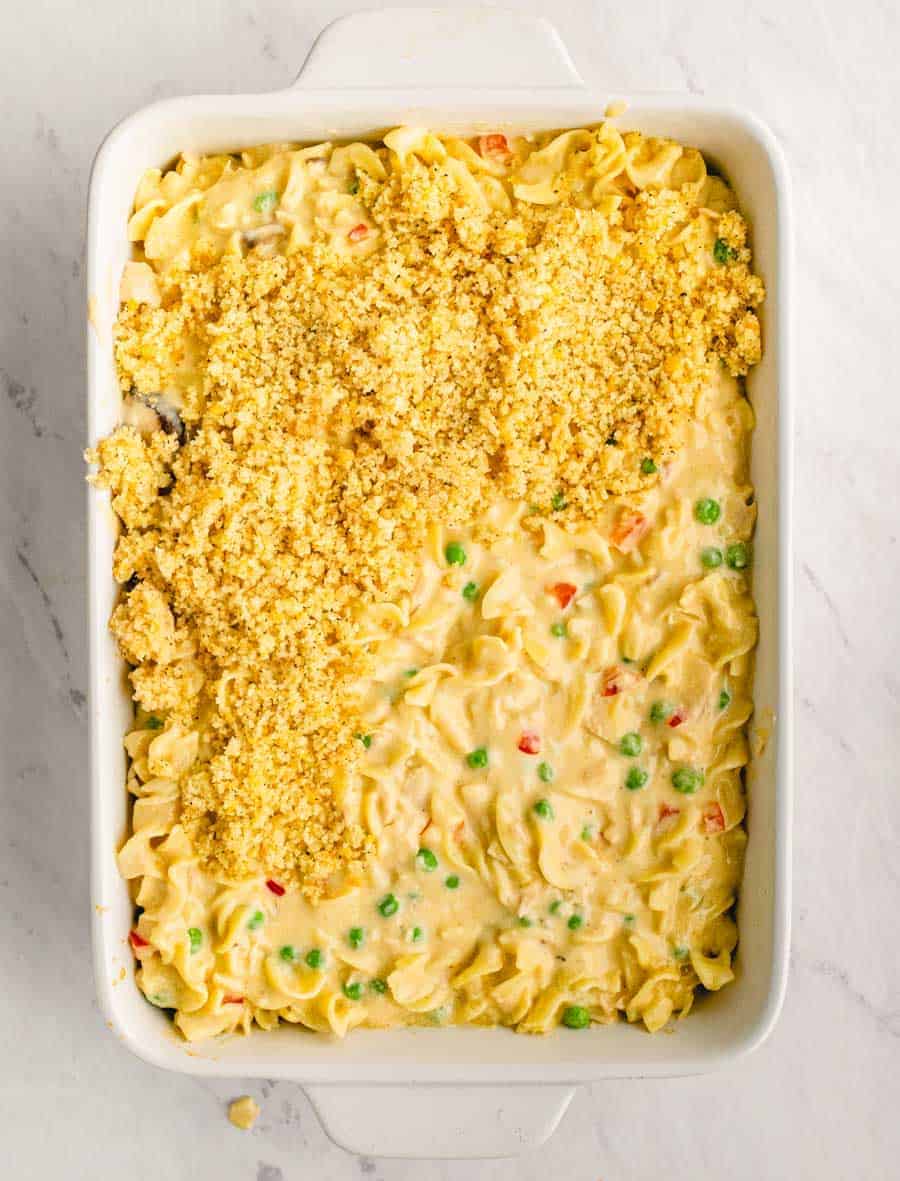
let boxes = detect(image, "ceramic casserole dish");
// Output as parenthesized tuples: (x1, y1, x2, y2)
(87, 7, 792, 1158)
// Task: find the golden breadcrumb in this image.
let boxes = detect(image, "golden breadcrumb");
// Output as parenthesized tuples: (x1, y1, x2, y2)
(89, 427, 176, 529)
(89, 134, 764, 896)
(227, 1096, 260, 1131)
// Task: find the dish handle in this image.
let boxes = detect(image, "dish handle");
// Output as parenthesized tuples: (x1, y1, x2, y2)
(293, 7, 585, 91)
(305, 1082, 576, 1158)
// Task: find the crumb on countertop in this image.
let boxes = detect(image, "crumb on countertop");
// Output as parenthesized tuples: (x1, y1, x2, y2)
(228, 1095, 260, 1131)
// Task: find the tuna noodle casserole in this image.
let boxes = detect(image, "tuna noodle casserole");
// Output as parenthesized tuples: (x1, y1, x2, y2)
(87, 124, 764, 1040)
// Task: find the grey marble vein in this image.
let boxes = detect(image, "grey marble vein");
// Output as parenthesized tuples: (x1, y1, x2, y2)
(13, 546, 86, 715)
(800, 562, 851, 651)
(807, 958, 900, 1038)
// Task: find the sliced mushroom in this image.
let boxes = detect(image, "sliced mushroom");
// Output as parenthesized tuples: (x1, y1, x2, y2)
(243, 223, 286, 246)
(122, 394, 163, 436)
(154, 397, 186, 443)
(122, 390, 185, 444)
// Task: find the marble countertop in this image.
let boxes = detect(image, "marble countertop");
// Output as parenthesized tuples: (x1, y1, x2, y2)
(3, 0, 898, 1177)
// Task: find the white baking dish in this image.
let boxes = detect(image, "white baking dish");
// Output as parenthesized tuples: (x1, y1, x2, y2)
(87, 8, 792, 1158)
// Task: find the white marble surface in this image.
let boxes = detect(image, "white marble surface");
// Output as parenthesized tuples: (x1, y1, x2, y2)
(2, 0, 898, 1176)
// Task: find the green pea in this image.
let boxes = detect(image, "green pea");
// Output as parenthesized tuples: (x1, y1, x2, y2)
(567, 914, 584, 931)
(348, 927, 365, 949)
(518, 916, 533, 928)
(445, 875, 460, 890)
(445, 541, 467, 566)
(343, 981, 364, 1001)
(672, 767, 705, 794)
(694, 498, 721, 525)
(370, 978, 387, 995)
(649, 701, 673, 724)
(718, 687, 732, 711)
(305, 948, 324, 969)
(252, 189, 279, 213)
(145, 715, 163, 730)
(701, 547, 723, 569)
(188, 927, 202, 954)
(466, 746, 488, 769)
(247, 910, 265, 931)
(416, 847, 438, 872)
(355, 732, 373, 749)
(619, 732, 643, 757)
(673, 945, 690, 960)
(462, 581, 479, 602)
(713, 237, 737, 264)
(551, 490, 567, 512)
(537, 762, 554, 783)
(378, 893, 399, 917)
(726, 542, 749, 569)
(279, 945, 296, 963)
(549, 899, 563, 915)
(561, 1005, 591, 1029)
(533, 798, 554, 821)
(625, 767, 649, 791)
(410, 926, 424, 943)
(641, 457, 657, 475)
(403, 668, 419, 679)
(550, 621, 568, 638)
(580, 824, 594, 841)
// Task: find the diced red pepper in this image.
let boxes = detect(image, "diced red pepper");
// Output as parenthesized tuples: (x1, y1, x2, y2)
(517, 731, 541, 755)
(223, 995, 245, 1005)
(658, 803, 680, 822)
(547, 582, 578, 609)
(128, 929, 149, 950)
(610, 510, 649, 553)
(668, 712, 685, 728)
(600, 665, 640, 697)
(478, 133, 510, 158)
(265, 879, 285, 897)
(703, 804, 726, 834)
(348, 224, 369, 242)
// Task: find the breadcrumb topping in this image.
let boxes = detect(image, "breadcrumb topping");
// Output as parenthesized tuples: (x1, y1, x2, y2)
(227, 1095, 260, 1131)
(89, 131, 764, 896)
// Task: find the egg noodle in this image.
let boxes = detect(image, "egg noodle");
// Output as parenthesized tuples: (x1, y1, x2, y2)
(88, 123, 763, 1040)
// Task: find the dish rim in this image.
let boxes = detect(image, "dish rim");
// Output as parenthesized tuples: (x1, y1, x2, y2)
(87, 28, 792, 1086)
